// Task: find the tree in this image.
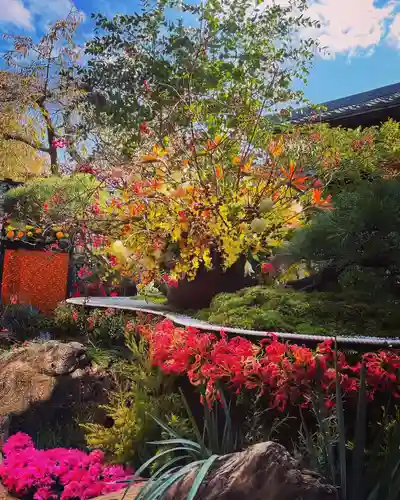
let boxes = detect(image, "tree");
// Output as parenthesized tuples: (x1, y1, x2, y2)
(81, 0, 321, 157)
(0, 107, 48, 180)
(0, 8, 84, 174)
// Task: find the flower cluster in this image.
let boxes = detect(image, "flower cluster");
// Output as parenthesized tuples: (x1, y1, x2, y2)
(141, 320, 400, 410)
(0, 433, 132, 500)
(51, 138, 69, 149)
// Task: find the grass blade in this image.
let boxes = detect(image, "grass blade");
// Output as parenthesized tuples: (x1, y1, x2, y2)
(187, 455, 219, 500)
(134, 447, 194, 478)
(148, 438, 201, 451)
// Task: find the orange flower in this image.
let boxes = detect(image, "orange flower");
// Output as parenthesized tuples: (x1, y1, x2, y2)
(281, 160, 309, 191)
(215, 165, 223, 180)
(232, 155, 241, 165)
(206, 135, 221, 151)
(150, 178, 163, 191)
(56, 231, 64, 239)
(183, 159, 190, 166)
(35, 228, 41, 234)
(268, 138, 284, 157)
(17, 231, 24, 238)
(312, 189, 332, 209)
(6, 231, 14, 238)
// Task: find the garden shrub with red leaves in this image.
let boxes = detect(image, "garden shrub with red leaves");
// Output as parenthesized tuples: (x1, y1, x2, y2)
(0, 433, 132, 500)
(140, 319, 400, 411)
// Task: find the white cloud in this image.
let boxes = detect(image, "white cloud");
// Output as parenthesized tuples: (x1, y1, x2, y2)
(388, 12, 400, 49)
(0, 0, 33, 29)
(307, 0, 396, 58)
(27, 0, 78, 23)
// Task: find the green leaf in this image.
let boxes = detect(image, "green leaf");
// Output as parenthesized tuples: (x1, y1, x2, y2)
(148, 438, 202, 451)
(187, 454, 219, 500)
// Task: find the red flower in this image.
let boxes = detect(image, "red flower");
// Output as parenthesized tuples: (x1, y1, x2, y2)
(139, 121, 151, 135)
(261, 263, 274, 274)
(43, 203, 49, 211)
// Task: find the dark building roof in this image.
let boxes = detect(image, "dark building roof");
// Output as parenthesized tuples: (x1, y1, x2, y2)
(292, 82, 400, 128)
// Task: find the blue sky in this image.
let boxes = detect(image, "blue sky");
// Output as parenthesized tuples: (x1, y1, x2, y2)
(0, 0, 399, 105)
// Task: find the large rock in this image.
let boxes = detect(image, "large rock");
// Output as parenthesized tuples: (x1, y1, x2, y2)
(164, 441, 337, 500)
(97, 442, 336, 500)
(0, 341, 111, 446)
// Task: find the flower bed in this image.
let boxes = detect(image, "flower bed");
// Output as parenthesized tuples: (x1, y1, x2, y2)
(0, 433, 132, 500)
(140, 319, 400, 411)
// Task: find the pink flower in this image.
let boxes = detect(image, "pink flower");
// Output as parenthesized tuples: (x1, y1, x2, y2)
(110, 290, 119, 297)
(72, 311, 79, 322)
(77, 266, 92, 280)
(109, 256, 117, 267)
(125, 321, 135, 332)
(51, 138, 68, 149)
(0, 433, 131, 500)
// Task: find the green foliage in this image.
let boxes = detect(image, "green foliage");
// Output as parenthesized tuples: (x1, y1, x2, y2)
(197, 286, 400, 337)
(291, 179, 400, 295)
(82, 0, 320, 154)
(300, 364, 400, 500)
(83, 335, 191, 466)
(5, 174, 100, 224)
(53, 302, 135, 346)
(127, 390, 239, 499)
(0, 303, 49, 340)
(288, 120, 400, 193)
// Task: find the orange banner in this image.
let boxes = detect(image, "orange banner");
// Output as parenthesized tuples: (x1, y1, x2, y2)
(1, 249, 69, 313)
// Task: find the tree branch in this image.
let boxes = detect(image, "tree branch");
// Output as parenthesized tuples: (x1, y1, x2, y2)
(3, 133, 50, 153)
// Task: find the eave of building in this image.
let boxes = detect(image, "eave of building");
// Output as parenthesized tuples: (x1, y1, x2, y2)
(292, 82, 400, 128)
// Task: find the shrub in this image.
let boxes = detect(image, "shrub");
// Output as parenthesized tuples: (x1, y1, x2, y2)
(0, 304, 49, 340)
(83, 333, 192, 466)
(290, 179, 400, 296)
(197, 286, 400, 337)
(54, 303, 136, 347)
(0, 432, 132, 500)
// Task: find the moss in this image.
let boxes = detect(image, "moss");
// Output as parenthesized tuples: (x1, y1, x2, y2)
(196, 286, 400, 337)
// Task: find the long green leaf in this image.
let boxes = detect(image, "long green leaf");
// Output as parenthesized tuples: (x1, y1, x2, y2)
(187, 454, 219, 500)
(148, 414, 181, 439)
(351, 363, 366, 500)
(178, 388, 208, 456)
(134, 447, 195, 478)
(138, 460, 204, 500)
(148, 438, 202, 451)
(335, 340, 347, 500)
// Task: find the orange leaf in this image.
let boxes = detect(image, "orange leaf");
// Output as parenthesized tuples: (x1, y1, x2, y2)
(215, 165, 223, 179)
(312, 189, 332, 209)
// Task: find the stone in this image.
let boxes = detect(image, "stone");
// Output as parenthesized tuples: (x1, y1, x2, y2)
(0, 341, 111, 446)
(164, 441, 337, 500)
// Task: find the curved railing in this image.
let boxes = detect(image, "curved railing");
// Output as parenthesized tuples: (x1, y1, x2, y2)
(66, 296, 400, 348)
